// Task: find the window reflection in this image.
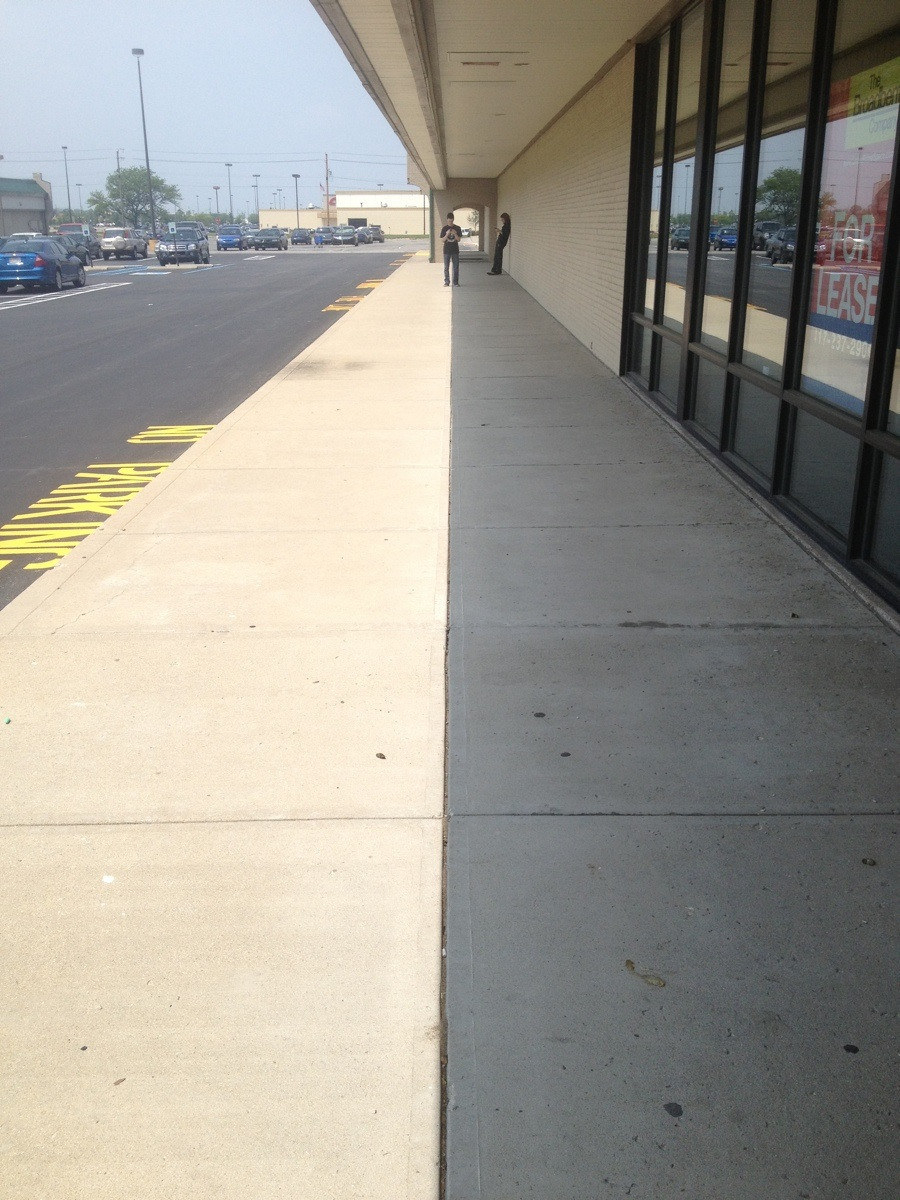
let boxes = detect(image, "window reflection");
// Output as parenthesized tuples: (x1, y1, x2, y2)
(800, 17, 899, 415)
(700, 0, 752, 355)
(741, 0, 817, 378)
(644, 34, 669, 319)
(662, 4, 704, 333)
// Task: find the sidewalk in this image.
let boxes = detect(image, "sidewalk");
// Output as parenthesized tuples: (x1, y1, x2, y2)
(0, 257, 447, 1199)
(1, 252, 897, 1199)
(445, 262, 897, 1198)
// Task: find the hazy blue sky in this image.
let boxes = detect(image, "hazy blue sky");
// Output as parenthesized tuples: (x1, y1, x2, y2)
(0, 0, 411, 215)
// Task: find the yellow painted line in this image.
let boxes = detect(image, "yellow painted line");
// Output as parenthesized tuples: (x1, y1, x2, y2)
(357, 280, 384, 289)
(335, 295, 363, 304)
(0, 560, 11, 571)
(323, 303, 352, 312)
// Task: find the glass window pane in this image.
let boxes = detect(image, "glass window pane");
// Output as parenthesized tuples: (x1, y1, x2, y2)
(632, 321, 653, 387)
(788, 408, 858, 539)
(657, 335, 682, 409)
(693, 356, 726, 439)
(800, 8, 900, 415)
(887, 316, 900, 435)
(700, 0, 753, 353)
(662, 4, 704, 334)
(732, 380, 780, 481)
(644, 33, 670, 319)
(742, 0, 817, 379)
(869, 452, 900, 582)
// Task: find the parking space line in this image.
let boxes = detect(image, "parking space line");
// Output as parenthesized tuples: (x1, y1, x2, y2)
(0, 281, 132, 311)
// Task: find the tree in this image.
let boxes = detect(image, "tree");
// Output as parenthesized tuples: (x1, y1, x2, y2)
(756, 167, 801, 225)
(87, 166, 181, 229)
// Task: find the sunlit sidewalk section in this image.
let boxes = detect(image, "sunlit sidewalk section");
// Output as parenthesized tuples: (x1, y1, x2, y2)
(0, 256, 448, 1199)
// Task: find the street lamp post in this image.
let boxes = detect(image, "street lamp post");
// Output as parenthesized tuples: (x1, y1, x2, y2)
(131, 49, 157, 235)
(717, 185, 723, 215)
(61, 145, 72, 219)
(292, 173, 300, 230)
(252, 174, 260, 219)
(76, 183, 83, 213)
(225, 163, 234, 221)
(213, 186, 220, 220)
(115, 149, 125, 223)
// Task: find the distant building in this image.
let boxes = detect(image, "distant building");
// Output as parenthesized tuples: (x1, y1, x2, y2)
(0, 174, 53, 237)
(259, 189, 429, 236)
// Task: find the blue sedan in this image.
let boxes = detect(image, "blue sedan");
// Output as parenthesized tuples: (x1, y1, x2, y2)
(0, 238, 86, 293)
(713, 226, 738, 250)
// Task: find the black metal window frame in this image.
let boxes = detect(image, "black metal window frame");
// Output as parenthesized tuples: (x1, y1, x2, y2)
(622, 0, 900, 608)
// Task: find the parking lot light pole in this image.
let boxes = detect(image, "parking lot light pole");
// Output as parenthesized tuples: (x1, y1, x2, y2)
(213, 186, 220, 220)
(252, 174, 260, 219)
(225, 163, 233, 222)
(61, 145, 72, 219)
(292, 174, 300, 230)
(131, 49, 157, 236)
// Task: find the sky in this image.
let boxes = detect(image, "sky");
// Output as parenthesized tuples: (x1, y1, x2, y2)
(0, 0, 412, 216)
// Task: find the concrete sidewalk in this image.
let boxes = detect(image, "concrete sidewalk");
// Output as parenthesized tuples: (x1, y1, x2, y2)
(0, 256, 447, 1199)
(1, 251, 897, 1199)
(444, 263, 898, 1198)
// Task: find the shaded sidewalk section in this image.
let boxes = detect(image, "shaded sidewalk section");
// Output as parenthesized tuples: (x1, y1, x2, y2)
(445, 267, 898, 1198)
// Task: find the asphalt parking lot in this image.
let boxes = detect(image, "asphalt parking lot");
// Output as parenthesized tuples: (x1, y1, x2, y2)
(0, 241, 425, 608)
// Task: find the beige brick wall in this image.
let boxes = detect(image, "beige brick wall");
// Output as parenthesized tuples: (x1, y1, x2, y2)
(498, 49, 635, 373)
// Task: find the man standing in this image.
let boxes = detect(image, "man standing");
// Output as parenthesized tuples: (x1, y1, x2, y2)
(440, 212, 462, 286)
(487, 212, 511, 275)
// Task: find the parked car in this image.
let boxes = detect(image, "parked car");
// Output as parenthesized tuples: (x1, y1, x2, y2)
(315, 227, 335, 244)
(368, 224, 385, 243)
(355, 225, 374, 244)
(252, 227, 289, 250)
(764, 227, 786, 256)
(0, 237, 87, 293)
(100, 227, 148, 260)
(752, 220, 780, 250)
(713, 226, 738, 250)
(54, 233, 92, 266)
(216, 224, 249, 250)
(669, 226, 691, 249)
(332, 226, 359, 246)
(291, 228, 312, 244)
(156, 230, 211, 264)
(56, 223, 102, 257)
(768, 226, 796, 263)
(59, 229, 101, 260)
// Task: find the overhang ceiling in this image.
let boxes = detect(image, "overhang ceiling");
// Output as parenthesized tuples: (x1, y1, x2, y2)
(311, 0, 664, 188)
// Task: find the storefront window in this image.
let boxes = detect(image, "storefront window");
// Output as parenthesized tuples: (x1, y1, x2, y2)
(741, 0, 816, 378)
(657, 335, 682, 409)
(644, 34, 670, 320)
(732, 380, 780, 481)
(662, 5, 704, 333)
(799, 4, 899, 415)
(788, 408, 858, 538)
(694, 356, 726, 438)
(887, 316, 900, 436)
(870, 453, 900, 579)
(700, 0, 753, 354)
